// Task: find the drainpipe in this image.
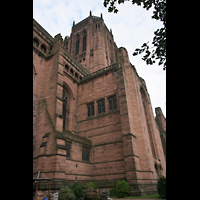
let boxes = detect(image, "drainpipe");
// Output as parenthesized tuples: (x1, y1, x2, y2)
(35, 171, 40, 183)
(93, 145, 95, 174)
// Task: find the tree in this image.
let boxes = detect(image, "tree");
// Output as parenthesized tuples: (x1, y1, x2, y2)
(103, 0, 166, 70)
(68, 182, 85, 200)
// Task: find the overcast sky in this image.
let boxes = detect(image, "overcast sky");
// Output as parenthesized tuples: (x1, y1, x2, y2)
(33, 0, 166, 117)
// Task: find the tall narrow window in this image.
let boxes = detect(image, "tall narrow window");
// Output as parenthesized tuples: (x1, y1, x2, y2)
(98, 99, 105, 114)
(66, 142, 71, 157)
(87, 102, 94, 117)
(82, 146, 90, 161)
(83, 30, 87, 52)
(76, 34, 80, 55)
(62, 89, 69, 129)
(108, 95, 117, 110)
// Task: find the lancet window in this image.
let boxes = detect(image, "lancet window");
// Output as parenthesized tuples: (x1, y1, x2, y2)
(76, 34, 80, 55)
(62, 89, 69, 129)
(83, 30, 87, 52)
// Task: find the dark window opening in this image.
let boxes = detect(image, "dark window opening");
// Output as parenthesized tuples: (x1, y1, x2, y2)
(65, 64, 69, 71)
(98, 99, 105, 114)
(108, 95, 117, 110)
(83, 31, 87, 52)
(90, 49, 94, 56)
(70, 68, 74, 76)
(76, 34, 80, 55)
(33, 38, 39, 47)
(62, 90, 68, 129)
(82, 147, 90, 161)
(87, 102, 94, 117)
(41, 44, 46, 53)
(75, 72, 78, 79)
(66, 142, 71, 157)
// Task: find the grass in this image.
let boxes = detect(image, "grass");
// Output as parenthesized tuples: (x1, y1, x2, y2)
(120, 194, 161, 199)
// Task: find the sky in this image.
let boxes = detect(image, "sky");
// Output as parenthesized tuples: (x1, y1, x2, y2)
(33, 0, 166, 117)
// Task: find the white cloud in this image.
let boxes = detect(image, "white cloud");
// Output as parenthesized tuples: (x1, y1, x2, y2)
(33, 0, 166, 117)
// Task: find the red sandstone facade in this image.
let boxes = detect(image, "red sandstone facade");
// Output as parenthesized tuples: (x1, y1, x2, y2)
(33, 12, 166, 196)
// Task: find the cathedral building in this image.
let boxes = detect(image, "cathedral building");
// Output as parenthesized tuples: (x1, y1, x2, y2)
(33, 11, 166, 196)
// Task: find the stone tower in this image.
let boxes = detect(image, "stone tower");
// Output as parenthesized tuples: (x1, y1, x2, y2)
(63, 11, 117, 73)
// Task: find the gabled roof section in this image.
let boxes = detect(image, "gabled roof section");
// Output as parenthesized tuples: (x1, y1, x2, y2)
(33, 18, 53, 44)
(33, 18, 89, 76)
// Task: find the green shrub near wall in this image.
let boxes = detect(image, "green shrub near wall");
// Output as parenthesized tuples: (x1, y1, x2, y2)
(85, 181, 97, 191)
(157, 176, 166, 199)
(115, 180, 130, 198)
(69, 182, 85, 200)
(58, 186, 76, 200)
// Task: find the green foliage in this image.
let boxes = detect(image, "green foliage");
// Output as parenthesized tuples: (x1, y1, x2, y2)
(157, 176, 166, 199)
(109, 188, 117, 197)
(103, 0, 166, 70)
(115, 179, 130, 197)
(58, 186, 76, 200)
(68, 182, 85, 200)
(85, 181, 97, 191)
(93, 178, 99, 189)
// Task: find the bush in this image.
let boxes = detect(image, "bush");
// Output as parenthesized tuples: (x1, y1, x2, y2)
(109, 188, 116, 197)
(115, 180, 130, 198)
(58, 186, 76, 200)
(68, 182, 85, 200)
(157, 176, 166, 199)
(85, 181, 97, 191)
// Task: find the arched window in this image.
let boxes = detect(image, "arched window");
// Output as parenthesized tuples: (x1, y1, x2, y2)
(33, 38, 39, 47)
(41, 44, 46, 53)
(70, 68, 74, 76)
(65, 64, 69, 71)
(62, 82, 74, 131)
(83, 30, 87, 52)
(62, 89, 69, 130)
(75, 72, 78, 79)
(76, 34, 80, 55)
